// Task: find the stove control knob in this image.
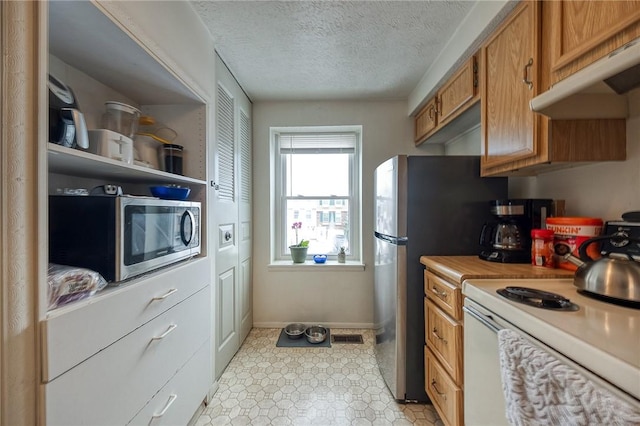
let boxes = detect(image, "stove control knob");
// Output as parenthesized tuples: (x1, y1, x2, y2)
(610, 231, 630, 247)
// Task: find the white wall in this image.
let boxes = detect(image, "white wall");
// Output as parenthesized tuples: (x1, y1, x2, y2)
(252, 100, 442, 327)
(444, 125, 481, 156)
(510, 89, 640, 222)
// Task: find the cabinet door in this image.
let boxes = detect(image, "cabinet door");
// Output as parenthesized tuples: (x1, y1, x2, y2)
(437, 56, 477, 126)
(414, 97, 438, 145)
(549, 1, 640, 82)
(481, 1, 541, 169)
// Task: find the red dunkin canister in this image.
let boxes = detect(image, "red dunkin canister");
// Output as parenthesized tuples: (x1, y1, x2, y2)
(546, 217, 603, 271)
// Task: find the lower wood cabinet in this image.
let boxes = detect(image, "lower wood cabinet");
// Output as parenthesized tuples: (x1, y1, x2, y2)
(421, 255, 574, 426)
(425, 347, 463, 426)
(424, 270, 464, 426)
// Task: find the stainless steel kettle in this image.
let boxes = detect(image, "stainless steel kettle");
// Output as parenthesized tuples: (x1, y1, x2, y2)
(563, 235, 640, 303)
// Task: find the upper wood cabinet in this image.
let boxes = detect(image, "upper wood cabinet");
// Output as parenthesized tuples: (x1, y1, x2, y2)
(480, 1, 540, 170)
(548, 1, 640, 85)
(480, 0, 627, 177)
(415, 56, 479, 146)
(415, 97, 438, 142)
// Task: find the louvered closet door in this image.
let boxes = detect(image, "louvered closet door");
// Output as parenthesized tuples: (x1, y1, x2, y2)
(238, 107, 252, 342)
(214, 77, 240, 380)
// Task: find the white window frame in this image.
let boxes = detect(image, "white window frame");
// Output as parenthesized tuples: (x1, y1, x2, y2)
(271, 125, 362, 263)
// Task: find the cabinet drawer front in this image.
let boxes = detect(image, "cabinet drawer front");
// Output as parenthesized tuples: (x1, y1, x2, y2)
(425, 298, 463, 384)
(44, 286, 211, 426)
(128, 341, 210, 426)
(42, 258, 208, 381)
(424, 270, 461, 319)
(425, 347, 463, 426)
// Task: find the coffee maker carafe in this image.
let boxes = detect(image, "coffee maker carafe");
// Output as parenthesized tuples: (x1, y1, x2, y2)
(479, 199, 553, 263)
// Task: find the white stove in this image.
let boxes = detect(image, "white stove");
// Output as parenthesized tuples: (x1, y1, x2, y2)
(462, 278, 640, 425)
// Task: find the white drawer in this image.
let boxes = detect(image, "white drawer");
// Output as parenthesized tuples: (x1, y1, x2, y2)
(128, 341, 210, 426)
(44, 285, 210, 426)
(42, 257, 208, 381)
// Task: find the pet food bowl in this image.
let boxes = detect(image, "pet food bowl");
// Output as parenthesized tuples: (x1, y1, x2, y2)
(304, 325, 328, 344)
(284, 323, 306, 339)
(149, 185, 190, 200)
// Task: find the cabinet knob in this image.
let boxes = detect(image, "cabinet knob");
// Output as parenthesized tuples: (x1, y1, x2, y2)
(224, 231, 232, 241)
(211, 181, 220, 190)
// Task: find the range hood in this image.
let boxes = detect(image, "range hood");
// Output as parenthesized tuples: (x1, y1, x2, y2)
(530, 37, 640, 119)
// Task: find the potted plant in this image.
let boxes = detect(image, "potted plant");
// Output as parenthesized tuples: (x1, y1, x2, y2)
(338, 246, 346, 263)
(289, 222, 309, 263)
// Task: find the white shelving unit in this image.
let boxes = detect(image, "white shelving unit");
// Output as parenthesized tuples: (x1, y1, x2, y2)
(42, 2, 212, 424)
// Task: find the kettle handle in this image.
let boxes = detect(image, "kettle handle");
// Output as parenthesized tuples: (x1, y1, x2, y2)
(578, 235, 640, 261)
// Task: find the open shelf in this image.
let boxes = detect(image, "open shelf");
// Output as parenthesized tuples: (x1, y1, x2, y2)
(49, 1, 202, 105)
(48, 144, 206, 185)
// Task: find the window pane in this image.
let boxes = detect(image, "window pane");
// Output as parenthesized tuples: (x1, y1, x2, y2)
(286, 199, 350, 255)
(286, 153, 350, 196)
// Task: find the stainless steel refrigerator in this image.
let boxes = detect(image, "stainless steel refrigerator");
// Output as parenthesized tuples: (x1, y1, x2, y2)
(373, 155, 507, 402)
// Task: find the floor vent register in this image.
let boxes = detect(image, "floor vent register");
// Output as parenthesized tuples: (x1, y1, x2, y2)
(331, 334, 364, 344)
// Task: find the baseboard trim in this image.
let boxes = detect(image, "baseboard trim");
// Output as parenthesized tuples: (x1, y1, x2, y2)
(206, 381, 219, 403)
(252, 322, 374, 329)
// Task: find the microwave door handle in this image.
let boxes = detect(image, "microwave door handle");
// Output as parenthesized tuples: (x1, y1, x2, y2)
(181, 210, 196, 246)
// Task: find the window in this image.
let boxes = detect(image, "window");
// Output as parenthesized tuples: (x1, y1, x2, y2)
(272, 126, 361, 261)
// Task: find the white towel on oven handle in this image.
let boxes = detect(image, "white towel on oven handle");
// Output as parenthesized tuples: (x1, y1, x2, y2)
(497, 329, 640, 426)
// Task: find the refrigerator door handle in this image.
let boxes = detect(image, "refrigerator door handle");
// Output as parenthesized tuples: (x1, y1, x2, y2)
(374, 231, 408, 246)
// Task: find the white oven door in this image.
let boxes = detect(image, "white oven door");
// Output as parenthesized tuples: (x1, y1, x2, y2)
(463, 298, 640, 426)
(463, 299, 509, 426)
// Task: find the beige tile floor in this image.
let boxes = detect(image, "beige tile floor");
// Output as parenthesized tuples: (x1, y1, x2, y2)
(195, 328, 443, 426)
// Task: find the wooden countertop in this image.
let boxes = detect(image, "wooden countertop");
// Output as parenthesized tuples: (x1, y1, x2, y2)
(420, 255, 575, 284)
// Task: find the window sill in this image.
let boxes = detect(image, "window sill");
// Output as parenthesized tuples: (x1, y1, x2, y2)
(268, 260, 365, 271)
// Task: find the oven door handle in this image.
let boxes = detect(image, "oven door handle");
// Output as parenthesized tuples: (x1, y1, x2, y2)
(463, 305, 502, 333)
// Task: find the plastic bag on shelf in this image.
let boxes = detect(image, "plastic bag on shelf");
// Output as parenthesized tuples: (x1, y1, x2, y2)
(47, 263, 108, 310)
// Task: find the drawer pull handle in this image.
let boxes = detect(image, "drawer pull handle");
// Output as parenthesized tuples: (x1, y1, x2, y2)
(431, 380, 447, 400)
(152, 393, 178, 418)
(431, 286, 448, 299)
(523, 58, 534, 90)
(152, 288, 178, 301)
(152, 324, 178, 341)
(432, 328, 448, 344)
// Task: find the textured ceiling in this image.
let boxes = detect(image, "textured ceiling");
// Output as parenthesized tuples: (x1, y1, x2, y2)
(189, 1, 476, 102)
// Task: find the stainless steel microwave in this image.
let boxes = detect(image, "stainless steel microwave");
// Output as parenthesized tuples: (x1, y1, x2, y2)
(49, 196, 201, 282)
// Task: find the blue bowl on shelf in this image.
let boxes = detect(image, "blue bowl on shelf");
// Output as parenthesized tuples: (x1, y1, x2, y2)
(313, 255, 327, 264)
(150, 185, 190, 200)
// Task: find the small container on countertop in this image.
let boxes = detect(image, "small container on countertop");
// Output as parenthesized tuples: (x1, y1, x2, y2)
(531, 229, 555, 268)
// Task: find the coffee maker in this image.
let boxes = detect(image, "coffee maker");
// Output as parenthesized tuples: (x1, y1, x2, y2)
(479, 199, 554, 263)
(48, 74, 89, 149)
